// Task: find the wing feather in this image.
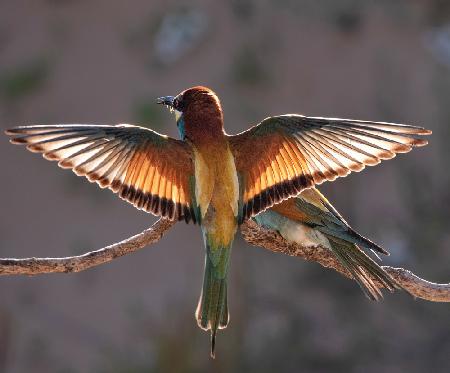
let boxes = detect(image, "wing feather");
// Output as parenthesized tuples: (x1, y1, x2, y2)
(229, 115, 431, 221)
(6, 124, 195, 222)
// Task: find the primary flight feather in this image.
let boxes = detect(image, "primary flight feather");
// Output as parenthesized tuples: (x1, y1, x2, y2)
(5, 86, 431, 357)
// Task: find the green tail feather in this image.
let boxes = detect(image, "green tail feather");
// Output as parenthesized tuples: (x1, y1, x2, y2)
(195, 254, 230, 358)
(327, 235, 400, 300)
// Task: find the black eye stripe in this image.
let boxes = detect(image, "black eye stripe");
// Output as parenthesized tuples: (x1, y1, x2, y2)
(173, 97, 185, 111)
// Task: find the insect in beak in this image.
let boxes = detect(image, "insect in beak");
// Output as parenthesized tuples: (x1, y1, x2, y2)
(156, 96, 175, 113)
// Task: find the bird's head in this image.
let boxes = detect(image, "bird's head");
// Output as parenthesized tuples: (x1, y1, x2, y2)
(157, 86, 223, 140)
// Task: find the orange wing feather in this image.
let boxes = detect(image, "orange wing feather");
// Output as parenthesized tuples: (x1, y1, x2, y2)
(230, 114, 431, 222)
(6, 124, 196, 222)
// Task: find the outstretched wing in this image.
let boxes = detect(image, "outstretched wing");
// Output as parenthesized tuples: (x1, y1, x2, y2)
(6, 124, 197, 222)
(229, 114, 431, 222)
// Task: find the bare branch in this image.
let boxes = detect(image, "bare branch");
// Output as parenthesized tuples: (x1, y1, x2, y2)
(1, 217, 448, 303)
(241, 220, 450, 303)
(0, 218, 176, 276)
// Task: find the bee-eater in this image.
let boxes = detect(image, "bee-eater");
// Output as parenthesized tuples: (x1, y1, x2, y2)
(254, 187, 398, 300)
(5, 86, 431, 357)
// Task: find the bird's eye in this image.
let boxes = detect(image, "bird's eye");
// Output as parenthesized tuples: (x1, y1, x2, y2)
(173, 96, 186, 112)
(172, 98, 183, 121)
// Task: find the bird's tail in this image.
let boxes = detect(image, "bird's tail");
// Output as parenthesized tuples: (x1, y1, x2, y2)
(327, 235, 400, 301)
(195, 253, 230, 358)
(340, 225, 390, 256)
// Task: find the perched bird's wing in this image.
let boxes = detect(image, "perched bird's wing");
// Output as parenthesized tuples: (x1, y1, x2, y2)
(271, 188, 388, 255)
(6, 125, 197, 222)
(229, 115, 431, 222)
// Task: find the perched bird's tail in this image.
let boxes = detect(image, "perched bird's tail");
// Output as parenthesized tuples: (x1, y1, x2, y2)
(195, 250, 230, 358)
(326, 235, 399, 300)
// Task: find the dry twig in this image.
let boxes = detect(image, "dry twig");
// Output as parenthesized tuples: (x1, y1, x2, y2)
(0, 218, 175, 276)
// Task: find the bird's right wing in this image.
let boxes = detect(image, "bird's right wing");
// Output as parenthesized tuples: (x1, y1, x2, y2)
(229, 115, 431, 222)
(6, 124, 197, 222)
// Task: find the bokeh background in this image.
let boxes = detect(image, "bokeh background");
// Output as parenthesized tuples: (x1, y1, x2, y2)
(1, 1, 450, 372)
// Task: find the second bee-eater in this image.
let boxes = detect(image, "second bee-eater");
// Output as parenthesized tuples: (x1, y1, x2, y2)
(254, 187, 399, 300)
(6, 86, 431, 356)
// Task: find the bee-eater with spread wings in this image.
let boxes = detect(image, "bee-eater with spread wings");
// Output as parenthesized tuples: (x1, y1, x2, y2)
(6, 86, 431, 357)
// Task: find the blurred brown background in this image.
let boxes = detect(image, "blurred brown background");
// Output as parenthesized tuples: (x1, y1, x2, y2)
(1, 1, 450, 372)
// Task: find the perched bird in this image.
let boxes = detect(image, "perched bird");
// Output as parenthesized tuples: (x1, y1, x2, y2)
(5, 86, 431, 357)
(254, 187, 398, 301)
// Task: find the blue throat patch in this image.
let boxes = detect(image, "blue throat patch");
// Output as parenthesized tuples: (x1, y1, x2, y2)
(177, 115, 186, 140)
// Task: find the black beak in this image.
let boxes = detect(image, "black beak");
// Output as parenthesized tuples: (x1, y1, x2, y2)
(156, 96, 175, 107)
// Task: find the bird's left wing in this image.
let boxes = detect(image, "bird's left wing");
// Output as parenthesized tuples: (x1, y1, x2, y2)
(6, 124, 197, 222)
(229, 114, 431, 222)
